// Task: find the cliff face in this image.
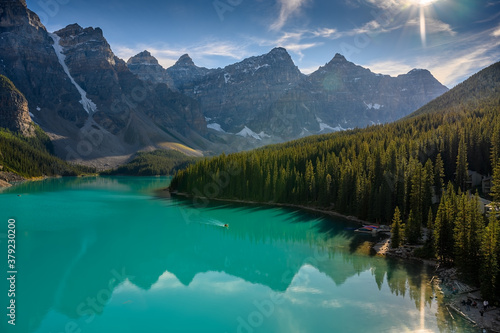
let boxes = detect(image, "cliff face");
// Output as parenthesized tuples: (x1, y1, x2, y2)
(0, 0, 87, 126)
(0, 74, 35, 136)
(51, 23, 207, 156)
(0, 1, 208, 166)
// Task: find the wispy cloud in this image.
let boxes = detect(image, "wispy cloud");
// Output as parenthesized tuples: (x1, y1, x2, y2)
(113, 39, 252, 69)
(311, 27, 339, 38)
(492, 23, 500, 37)
(406, 17, 456, 35)
(251, 29, 325, 59)
(345, 19, 403, 37)
(486, 1, 500, 7)
(364, 60, 413, 77)
(270, 0, 310, 31)
(363, 29, 500, 87)
(299, 64, 321, 74)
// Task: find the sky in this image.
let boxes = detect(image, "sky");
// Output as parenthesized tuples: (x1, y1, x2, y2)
(26, 0, 500, 87)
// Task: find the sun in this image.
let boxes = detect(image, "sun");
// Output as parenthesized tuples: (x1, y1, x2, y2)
(409, 0, 438, 6)
(419, 0, 438, 5)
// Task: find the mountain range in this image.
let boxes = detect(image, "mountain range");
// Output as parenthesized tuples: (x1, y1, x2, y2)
(0, 0, 448, 168)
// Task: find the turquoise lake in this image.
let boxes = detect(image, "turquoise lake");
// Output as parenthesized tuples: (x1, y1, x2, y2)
(0, 176, 479, 333)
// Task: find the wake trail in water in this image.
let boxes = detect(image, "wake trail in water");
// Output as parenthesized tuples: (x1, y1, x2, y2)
(200, 219, 227, 228)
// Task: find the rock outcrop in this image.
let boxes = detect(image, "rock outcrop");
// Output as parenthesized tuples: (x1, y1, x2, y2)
(166, 54, 214, 89)
(0, 74, 35, 136)
(127, 50, 174, 88)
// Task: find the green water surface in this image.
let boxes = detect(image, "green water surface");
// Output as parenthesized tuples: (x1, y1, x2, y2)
(0, 177, 479, 333)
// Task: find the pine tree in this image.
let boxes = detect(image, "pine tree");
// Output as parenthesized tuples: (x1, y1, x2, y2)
(391, 207, 404, 248)
(455, 132, 469, 192)
(491, 122, 500, 166)
(406, 210, 421, 244)
(453, 193, 483, 281)
(480, 214, 499, 299)
(434, 184, 457, 262)
(424, 207, 436, 257)
(434, 153, 445, 200)
(491, 161, 500, 202)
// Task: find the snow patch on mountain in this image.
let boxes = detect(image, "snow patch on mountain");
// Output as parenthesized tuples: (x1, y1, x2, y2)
(50, 33, 97, 114)
(364, 102, 383, 110)
(316, 116, 348, 132)
(207, 122, 226, 133)
(255, 64, 270, 71)
(236, 126, 262, 140)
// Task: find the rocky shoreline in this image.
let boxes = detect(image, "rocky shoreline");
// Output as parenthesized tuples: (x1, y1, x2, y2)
(0, 171, 25, 188)
(372, 237, 500, 332)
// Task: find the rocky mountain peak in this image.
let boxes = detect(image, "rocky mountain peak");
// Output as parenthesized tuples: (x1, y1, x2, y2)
(0, 0, 44, 30)
(326, 53, 349, 66)
(167, 54, 213, 88)
(333, 53, 346, 60)
(55, 24, 104, 42)
(127, 50, 159, 66)
(268, 47, 289, 57)
(263, 47, 296, 66)
(54, 23, 116, 68)
(175, 54, 195, 67)
(127, 50, 174, 87)
(407, 68, 432, 76)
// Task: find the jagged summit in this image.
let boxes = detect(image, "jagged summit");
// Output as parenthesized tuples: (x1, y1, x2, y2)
(333, 53, 347, 60)
(127, 50, 160, 66)
(269, 47, 289, 55)
(166, 54, 212, 88)
(326, 53, 349, 66)
(127, 50, 174, 87)
(175, 54, 195, 67)
(55, 24, 104, 39)
(407, 68, 431, 75)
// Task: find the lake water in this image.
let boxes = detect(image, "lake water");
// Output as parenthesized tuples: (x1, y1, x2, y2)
(0, 177, 479, 333)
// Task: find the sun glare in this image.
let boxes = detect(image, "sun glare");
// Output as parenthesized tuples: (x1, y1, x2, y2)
(419, 0, 437, 6)
(408, 0, 439, 47)
(410, 0, 437, 6)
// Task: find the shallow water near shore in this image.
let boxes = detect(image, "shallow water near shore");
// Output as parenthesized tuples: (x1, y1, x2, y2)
(0, 176, 480, 333)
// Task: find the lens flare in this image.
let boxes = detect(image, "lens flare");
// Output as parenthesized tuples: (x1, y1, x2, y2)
(409, 0, 439, 47)
(420, 6, 427, 47)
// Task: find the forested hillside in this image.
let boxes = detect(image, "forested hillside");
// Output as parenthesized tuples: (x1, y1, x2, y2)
(103, 150, 200, 176)
(0, 127, 94, 178)
(170, 61, 500, 297)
